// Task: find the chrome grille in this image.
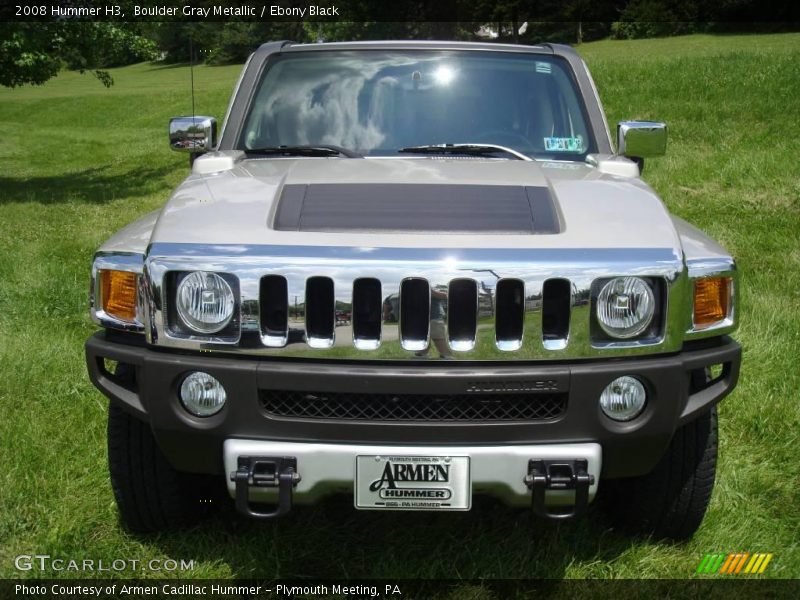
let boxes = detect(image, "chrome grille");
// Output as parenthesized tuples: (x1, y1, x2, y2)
(495, 278, 525, 350)
(260, 390, 567, 422)
(447, 278, 478, 351)
(259, 274, 288, 346)
(304, 276, 335, 348)
(352, 277, 382, 350)
(256, 273, 573, 353)
(144, 244, 685, 360)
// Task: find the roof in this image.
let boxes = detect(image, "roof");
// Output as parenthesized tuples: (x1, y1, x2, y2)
(259, 40, 577, 57)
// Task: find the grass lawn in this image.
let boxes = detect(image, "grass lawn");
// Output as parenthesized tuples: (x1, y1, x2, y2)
(0, 32, 798, 588)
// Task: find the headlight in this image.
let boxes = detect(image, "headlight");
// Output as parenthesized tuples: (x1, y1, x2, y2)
(596, 277, 655, 339)
(176, 271, 235, 334)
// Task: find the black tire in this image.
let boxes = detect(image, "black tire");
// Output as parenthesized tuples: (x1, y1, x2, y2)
(602, 406, 718, 541)
(107, 403, 216, 533)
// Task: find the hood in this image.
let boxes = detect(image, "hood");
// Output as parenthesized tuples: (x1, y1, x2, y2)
(149, 155, 682, 253)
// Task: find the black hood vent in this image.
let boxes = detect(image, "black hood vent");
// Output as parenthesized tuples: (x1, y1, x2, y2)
(273, 183, 561, 234)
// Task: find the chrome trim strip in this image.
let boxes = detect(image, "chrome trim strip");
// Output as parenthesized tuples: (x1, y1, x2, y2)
(147, 243, 681, 262)
(223, 439, 602, 507)
(686, 257, 736, 279)
(580, 58, 615, 152)
(90, 252, 145, 333)
(567, 274, 592, 352)
(217, 53, 253, 147)
(142, 243, 686, 360)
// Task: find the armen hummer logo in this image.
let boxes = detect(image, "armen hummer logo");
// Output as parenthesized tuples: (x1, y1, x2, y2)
(369, 461, 452, 499)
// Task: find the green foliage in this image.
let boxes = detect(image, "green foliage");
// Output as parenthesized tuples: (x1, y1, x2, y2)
(0, 23, 63, 87)
(207, 22, 312, 64)
(74, 23, 158, 69)
(148, 22, 208, 63)
(307, 21, 467, 44)
(0, 22, 157, 88)
(611, 0, 700, 39)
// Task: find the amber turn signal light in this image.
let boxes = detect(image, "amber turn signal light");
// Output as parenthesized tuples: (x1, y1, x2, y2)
(100, 270, 138, 322)
(693, 277, 732, 329)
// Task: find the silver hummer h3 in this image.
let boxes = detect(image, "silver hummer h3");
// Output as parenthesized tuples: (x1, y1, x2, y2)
(86, 41, 741, 539)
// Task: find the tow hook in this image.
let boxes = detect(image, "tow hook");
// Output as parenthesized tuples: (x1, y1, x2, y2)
(524, 459, 594, 520)
(230, 456, 300, 519)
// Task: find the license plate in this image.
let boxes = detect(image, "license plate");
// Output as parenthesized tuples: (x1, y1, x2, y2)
(355, 455, 471, 510)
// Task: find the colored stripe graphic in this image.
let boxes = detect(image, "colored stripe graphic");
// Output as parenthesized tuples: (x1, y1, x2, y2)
(743, 554, 760, 574)
(697, 554, 725, 574)
(719, 554, 735, 574)
(734, 553, 750, 574)
(710, 553, 726, 573)
(697, 553, 774, 575)
(758, 554, 773, 574)
(696, 554, 712, 574)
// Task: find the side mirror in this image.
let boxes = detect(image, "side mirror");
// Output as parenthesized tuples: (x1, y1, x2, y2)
(169, 116, 217, 154)
(617, 121, 667, 162)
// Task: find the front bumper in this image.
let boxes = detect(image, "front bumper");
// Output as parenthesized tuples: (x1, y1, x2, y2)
(224, 439, 601, 509)
(86, 332, 740, 482)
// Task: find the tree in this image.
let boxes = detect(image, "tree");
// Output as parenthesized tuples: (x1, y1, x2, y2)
(0, 22, 156, 88)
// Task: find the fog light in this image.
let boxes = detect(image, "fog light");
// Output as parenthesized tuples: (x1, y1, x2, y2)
(180, 372, 226, 417)
(600, 376, 646, 421)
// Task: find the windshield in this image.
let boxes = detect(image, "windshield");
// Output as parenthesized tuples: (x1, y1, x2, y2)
(239, 49, 596, 160)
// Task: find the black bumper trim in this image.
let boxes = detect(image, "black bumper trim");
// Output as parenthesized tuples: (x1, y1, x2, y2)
(85, 332, 741, 479)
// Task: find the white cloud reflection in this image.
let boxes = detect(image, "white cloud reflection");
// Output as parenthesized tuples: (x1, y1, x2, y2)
(245, 54, 447, 152)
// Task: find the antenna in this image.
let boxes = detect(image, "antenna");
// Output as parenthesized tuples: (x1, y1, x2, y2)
(190, 35, 196, 120)
(189, 34, 196, 166)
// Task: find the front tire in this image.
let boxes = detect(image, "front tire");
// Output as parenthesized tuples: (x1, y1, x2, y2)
(602, 406, 718, 541)
(107, 404, 215, 533)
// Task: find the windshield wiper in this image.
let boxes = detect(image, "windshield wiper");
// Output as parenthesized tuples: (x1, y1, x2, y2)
(398, 143, 532, 161)
(245, 144, 362, 158)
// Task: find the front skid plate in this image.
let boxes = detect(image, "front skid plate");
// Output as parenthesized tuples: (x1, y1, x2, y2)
(223, 439, 601, 508)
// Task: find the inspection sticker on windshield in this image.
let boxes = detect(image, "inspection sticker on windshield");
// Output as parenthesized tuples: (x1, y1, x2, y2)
(535, 61, 552, 74)
(544, 136, 584, 152)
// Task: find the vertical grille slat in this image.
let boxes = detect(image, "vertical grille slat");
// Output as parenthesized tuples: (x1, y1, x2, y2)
(542, 278, 571, 350)
(447, 278, 478, 351)
(352, 278, 382, 350)
(399, 278, 430, 351)
(305, 276, 335, 348)
(495, 279, 525, 351)
(260, 275, 288, 346)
